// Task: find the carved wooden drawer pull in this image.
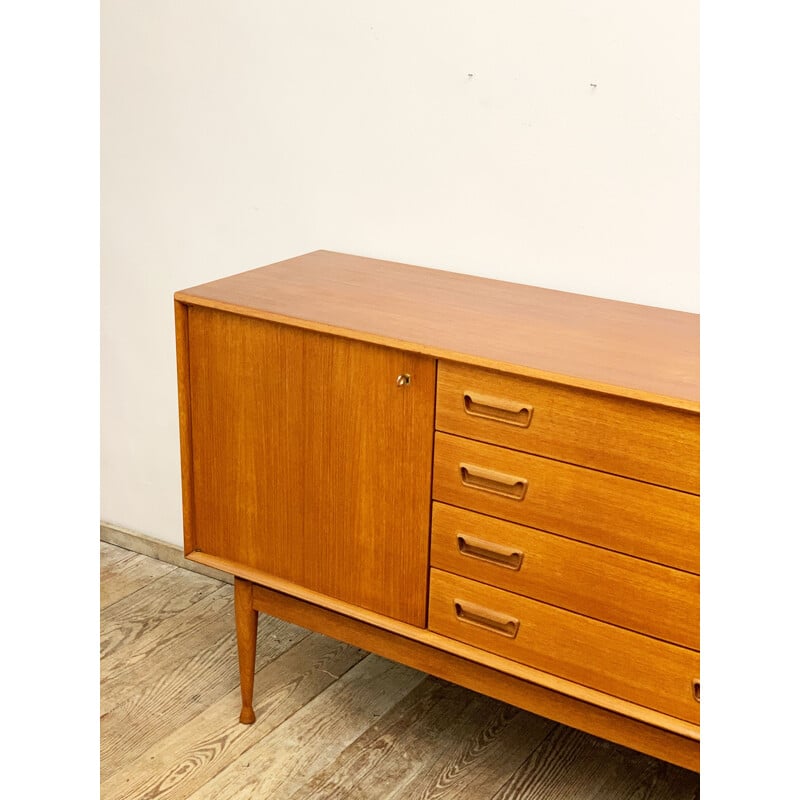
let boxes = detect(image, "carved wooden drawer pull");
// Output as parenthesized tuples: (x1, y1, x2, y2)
(459, 463, 528, 500)
(463, 391, 533, 428)
(454, 599, 521, 638)
(456, 533, 524, 570)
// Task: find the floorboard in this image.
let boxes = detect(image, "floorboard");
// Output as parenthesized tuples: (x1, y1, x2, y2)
(187, 655, 425, 800)
(101, 543, 176, 609)
(101, 569, 223, 664)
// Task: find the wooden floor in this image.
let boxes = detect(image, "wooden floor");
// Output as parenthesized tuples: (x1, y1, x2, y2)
(100, 542, 700, 799)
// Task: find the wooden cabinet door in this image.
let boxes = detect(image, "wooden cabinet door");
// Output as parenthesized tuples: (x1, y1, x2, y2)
(186, 306, 435, 626)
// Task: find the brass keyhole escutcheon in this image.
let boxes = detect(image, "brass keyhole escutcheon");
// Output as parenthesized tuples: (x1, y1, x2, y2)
(396, 374, 411, 387)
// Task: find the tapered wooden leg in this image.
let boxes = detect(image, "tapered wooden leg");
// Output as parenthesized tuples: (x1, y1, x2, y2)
(234, 577, 258, 724)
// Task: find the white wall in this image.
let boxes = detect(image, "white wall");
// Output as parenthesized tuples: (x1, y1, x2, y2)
(101, 0, 698, 546)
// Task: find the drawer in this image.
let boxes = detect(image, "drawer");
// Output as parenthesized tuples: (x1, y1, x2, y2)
(428, 569, 700, 724)
(436, 362, 699, 494)
(431, 503, 699, 649)
(433, 433, 699, 573)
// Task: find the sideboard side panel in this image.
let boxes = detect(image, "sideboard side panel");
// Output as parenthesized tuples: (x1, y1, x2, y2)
(174, 299, 197, 555)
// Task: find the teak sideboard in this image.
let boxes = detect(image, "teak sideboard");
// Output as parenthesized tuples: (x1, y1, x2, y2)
(174, 250, 700, 771)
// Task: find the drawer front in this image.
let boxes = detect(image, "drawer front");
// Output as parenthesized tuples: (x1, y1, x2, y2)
(436, 362, 699, 494)
(428, 569, 700, 724)
(431, 503, 699, 649)
(433, 433, 699, 573)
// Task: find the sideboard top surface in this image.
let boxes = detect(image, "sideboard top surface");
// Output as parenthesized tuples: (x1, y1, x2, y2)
(175, 250, 699, 410)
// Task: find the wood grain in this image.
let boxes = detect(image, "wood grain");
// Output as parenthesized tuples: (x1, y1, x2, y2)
(187, 306, 435, 626)
(101, 588, 239, 716)
(175, 299, 197, 555)
(431, 503, 699, 649)
(175, 250, 699, 409)
(379, 693, 555, 800)
(433, 433, 699, 573)
(101, 550, 176, 609)
(491, 725, 700, 800)
(100, 632, 366, 800)
(587, 744, 703, 800)
(101, 540, 136, 570)
(100, 599, 305, 779)
(428, 569, 699, 724)
(101, 568, 222, 662)
(491, 725, 637, 800)
(101, 585, 232, 684)
(234, 577, 258, 723)
(187, 655, 424, 800)
(286, 678, 554, 800)
(436, 360, 699, 493)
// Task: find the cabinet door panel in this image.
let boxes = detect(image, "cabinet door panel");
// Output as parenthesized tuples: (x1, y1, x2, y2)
(187, 306, 435, 626)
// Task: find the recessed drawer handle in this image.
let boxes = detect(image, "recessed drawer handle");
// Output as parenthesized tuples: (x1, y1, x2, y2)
(463, 392, 533, 428)
(456, 534, 524, 570)
(692, 679, 700, 702)
(459, 463, 528, 500)
(454, 599, 520, 638)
